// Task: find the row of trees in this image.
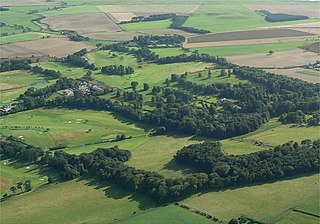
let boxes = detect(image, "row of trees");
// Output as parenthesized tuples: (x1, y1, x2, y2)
(170, 15, 210, 34)
(101, 65, 134, 75)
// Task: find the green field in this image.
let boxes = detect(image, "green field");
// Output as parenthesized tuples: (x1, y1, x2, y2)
(0, 70, 52, 106)
(0, 32, 50, 44)
(0, 108, 149, 148)
(184, 3, 319, 32)
(115, 204, 217, 224)
(193, 40, 319, 56)
(0, 178, 156, 224)
(183, 174, 320, 223)
(299, 70, 320, 77)
(87, 50, 138, 68)
(120, 20, 172, 31)
(150, 48, 186, 58)
(40, 5, 101, 17)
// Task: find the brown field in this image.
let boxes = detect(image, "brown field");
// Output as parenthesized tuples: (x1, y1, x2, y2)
(0, 0, 55, 6)
(227, 48, 319, 68)
(41, 13, 121, 34)
(109, 12, 137, 23)
(0, 176, 11, 191)
(1, 38, 94, 59)
(184, 36, 314, 48)
(270, 22, 320, 35)
(85, 28, 192, 41)
(187, 29, 313, 44)
(264, 68, 320, 83)
(245, 4, 320, 18)
(300, 42, 320, 53)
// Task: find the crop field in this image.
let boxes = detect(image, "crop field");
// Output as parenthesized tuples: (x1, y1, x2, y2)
(0, 70, 52, 106)
(191, 39, 318, 56)
(226, 48, 319, 68)
(120, 19, 172, 31)
(300, 41, 320, 53)
(109, 12, 137, 23)
(41, 13, 121, 34)
(0, 0, 56, 7)
(187, 29, 313, 44)
(0, 178, 156, 224)
(0, 108, 149, 148)
(264, 68, 320, 83)
(1, 38, 94, 59)
(182, 174, 320, 223)
(0, 32, 53, 45)
(245, 4, 320, 18)
(115, 204, 217, 224)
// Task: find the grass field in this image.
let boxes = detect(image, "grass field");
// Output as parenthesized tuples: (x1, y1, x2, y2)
(184, 3, 319, 33)
(0, 108, 149, 148)
(186, 69, 243, 85)
(0, 70, 51, 106)
(120, 20, 171, 31)
(115, 204, 217, 224)
(40, 5, 101, 17)
(0, 178, 156, 224)
(183, 174, 320, 223)
(193, 39, 319, 56)
(87, 50, 138, 68)
(0, 32, 49, 44)
(150, 48, 186, 57)
(299, 70, 320, 77)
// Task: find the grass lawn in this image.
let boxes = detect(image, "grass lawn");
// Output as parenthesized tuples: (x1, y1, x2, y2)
(115, 204, 218, 224)
(0, 178, 156, 224)
(186, 69, 243, 85)
(276, 212, 319, 224)
(183, 174, 320, 223)
(193, 40, 319, 57)
(120, 19, 172, 31)
(87, 50, 138, 68)
(150, 48, 186, 58)
(0, 108, 149, 148)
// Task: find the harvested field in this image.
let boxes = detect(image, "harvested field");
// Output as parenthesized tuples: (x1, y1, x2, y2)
(300, 42, 320, 53)
(185, 36, 314, 48)
(41, 13, 121, 34)
(187, 28, 313, 44)
(0, 0, 55, 7)
(1, 38, 94, 59)
(97, 4, 199, 14)
(264, 68, 320, 83)
(227, 48, 319, 68)
(245, 4, 320, 18)
(109, 12, 137, 23)
(270, 22, 320, 35)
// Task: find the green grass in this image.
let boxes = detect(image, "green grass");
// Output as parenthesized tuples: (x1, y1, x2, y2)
(120, 19, 172, 31)
(0, 32, 46, 44)
(115, 204, 218, 224)
(183, 174, 320, 223)
(184, 3, 319, 32)
(0, 70, 51, 106)
(193, 40, 319, 57)
(296, 191, 320, 216)
(299, 70, 320, 77)
(94, 62, 211, 91)
(276, 211, 319, 224)
(0, 159, 56, 194)
(40, 5, 101, 17)
(0, 108, 149, 148)
(186, 69, 243, 85)
(87, 50, 138, 68)
(0, 178, 156, 224)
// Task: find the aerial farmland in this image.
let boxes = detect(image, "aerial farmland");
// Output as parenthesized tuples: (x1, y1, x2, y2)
(0, 0, 319, 224)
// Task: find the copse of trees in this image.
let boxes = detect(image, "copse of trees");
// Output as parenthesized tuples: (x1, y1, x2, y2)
(175, 140, 320, 189)
(31, 66, 62, 79)
(120, 13, 176, 24)
(63, 49, 95, 69)
(101, 65, 134, 75)
(170, 15, 210, 34)
(278, 110, 306, 124)
(259, 10, 309, 22)
(0, 59, 31, 72)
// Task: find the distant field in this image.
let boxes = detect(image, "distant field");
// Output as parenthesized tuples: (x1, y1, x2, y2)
(0, 0, 56, 7)
(227, 48, 319, 68)
(0, 108, 148, 148)
(120, 19, 172, 31)
(150, 48, 186, 57)
(264, 68, 320, 83)
(0, 32, 56, 45)
(0, 178, 156, 224)
(300, 41, 320, 53)
(187, 29, 313, 44)
(40, 5, 101, 17)
(299, 70, 320, 77)
(192, 40, 318, 56)
(87, 50, 138, 68)
(41, 13, 121, 34)
(1, 38, 94, 59)
(183, 174, 320, 223)
(115, 204, 217, 224)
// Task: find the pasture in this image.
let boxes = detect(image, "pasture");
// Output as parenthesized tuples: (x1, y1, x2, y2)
(0, 178, 156, 224)
(115, 204, 217, 224)
(0, 32, 52, 45)
(182, 174, 320, 223)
